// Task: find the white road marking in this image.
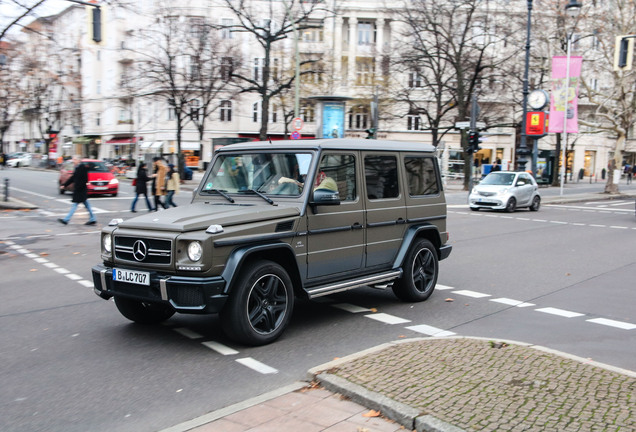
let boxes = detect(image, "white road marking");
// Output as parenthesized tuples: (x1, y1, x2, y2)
(25, 253, 38, 258)
(406, 324, 456, 337)
(54, 267, 70, 274)
(174, 327, 203, 339)
(202, 341, 239, 355)
(34, 258, 48, 263)
(452, 290, 491, 298)
(44, 262, 58, 269)
(586, 318, 636, 330)
(79, 280, 94, 288)
(332, 303, 372, 313)
(536, 307, 584, 318)
(490, 298, 535, 308)
(65, 273, 82, 281)
(436, 284, 454, 290)
(365, 313, 411, 325)
(235, 357, 278, 374)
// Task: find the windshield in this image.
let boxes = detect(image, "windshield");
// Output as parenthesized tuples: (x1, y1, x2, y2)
(201, 152, 313, 196)
(82, 161, 110, 173)
(480, 172, 516, 186)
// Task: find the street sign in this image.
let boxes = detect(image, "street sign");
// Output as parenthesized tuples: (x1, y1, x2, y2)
(526, 111, 546, 136)
(290, 131, 300, 140)
(455, 121, 486, 130)
(293, 117, 304, 131)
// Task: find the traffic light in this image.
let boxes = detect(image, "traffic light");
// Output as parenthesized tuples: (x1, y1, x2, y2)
(468, 131, 482, 154)
(365, 128, 376, 139)
(614, 35, 634, 71)
(92, 7, 102, 43)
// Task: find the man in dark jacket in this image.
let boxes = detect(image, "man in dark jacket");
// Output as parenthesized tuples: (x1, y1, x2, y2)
(58, 155, 97, 225)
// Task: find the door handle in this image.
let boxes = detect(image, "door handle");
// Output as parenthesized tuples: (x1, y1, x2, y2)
(396, 218, 406, 224)
(352, 222, 363, 230)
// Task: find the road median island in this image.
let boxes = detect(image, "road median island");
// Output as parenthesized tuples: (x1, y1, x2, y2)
(310, 337, 636, 432)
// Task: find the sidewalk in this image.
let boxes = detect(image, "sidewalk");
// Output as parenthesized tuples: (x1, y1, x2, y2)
(166, 337, 635, 432)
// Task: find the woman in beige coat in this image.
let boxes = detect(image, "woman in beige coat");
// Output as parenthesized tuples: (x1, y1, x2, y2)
(152, 157, 168, 211)
(165, 163, 180, 207)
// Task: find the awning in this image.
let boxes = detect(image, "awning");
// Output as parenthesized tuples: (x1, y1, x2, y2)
(150, 141, 164, 149)
(180, 142, 201, 150)
(140, 141, 153, 149)
(106, 137, 136, 145)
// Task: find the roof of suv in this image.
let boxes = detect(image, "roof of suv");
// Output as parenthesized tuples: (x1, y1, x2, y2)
(217, 139, 436, 153)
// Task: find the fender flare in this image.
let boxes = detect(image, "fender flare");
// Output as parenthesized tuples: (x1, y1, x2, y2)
(221, 243, 300, 295)
(392, 224, 441, 270)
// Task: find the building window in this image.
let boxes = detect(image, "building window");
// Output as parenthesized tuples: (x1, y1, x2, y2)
(301, 25, 323, 42)
(356, 59, 374, 86)
(96, 113, 101, 126)
(221, 18, 233, 39)
(271, 58, 279, 81)
(407, 115, 421, 131)
(168, 106, 175, 121)
(408, 71, 423, 88)
(357, 21, 375, 45)
(270, 104, 278, 123)
(220, 101, 232, 122)
(220, 57, 233, 81)
(96, 80, 101, 94)
(348, 105, 369, 130)
(301, 104, 315, 123)
(253, 102, 260, 122)
(190, 99, 200, 121)
(254, 58, 264, 81)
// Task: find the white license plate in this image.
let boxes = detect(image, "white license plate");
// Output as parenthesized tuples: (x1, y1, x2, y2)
(113, 268, 150, 286)
(94, 186, 107, 190)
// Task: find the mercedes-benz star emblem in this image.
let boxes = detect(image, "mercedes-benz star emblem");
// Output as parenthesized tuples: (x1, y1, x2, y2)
(132, 240, 147, 261)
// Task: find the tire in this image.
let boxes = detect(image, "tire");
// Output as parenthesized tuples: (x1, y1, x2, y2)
(221, 260, 294, 346)
(529, 195, 541, 211)
(114, 297, 175, 324)
(470, 207, 479, 211)
(392, 239, 438, 302)
(505, 197, 517, 213)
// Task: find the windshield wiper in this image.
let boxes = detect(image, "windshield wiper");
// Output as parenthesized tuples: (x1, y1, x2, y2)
(202, 189, 235, 203)
(240, 189, 276, 205)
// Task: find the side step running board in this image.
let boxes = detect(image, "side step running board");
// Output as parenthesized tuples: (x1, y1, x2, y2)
(306, 270, 402, 299)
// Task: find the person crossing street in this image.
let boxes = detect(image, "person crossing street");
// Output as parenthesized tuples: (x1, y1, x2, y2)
(58, 155, 97, 225)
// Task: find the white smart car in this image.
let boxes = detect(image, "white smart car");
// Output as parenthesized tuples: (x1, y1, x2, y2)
(6, 152, 32, 167)
(469, 171, 541, 212)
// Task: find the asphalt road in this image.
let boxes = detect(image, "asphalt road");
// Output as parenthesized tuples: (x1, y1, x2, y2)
(1, 167, 634, 432)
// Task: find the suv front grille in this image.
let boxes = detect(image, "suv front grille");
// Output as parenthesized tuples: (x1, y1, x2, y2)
(114, 236, 172, 264)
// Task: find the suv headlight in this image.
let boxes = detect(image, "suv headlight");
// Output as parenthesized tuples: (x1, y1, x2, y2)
(103, 234, 112, 253)
(187, 241, 202, 262)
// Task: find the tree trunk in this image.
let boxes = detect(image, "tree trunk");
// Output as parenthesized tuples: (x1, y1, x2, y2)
(604, 134, 625, 194)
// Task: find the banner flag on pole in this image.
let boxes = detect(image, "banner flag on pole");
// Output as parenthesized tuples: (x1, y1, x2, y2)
(548, 56, 583, 133)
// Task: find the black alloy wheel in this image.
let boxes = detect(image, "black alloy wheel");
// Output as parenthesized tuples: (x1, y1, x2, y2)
(505, 197, 517, 213)
(221, 260, 294, 346)
(529, 195, 541, 211)
(392, 239, 438, 302)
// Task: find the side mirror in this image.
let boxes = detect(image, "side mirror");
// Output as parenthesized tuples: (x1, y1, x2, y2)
(310, 189, 341, 206)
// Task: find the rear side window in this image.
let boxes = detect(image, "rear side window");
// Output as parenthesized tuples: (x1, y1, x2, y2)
(404, 156, 439, 196)
(364, 155, 399, 199)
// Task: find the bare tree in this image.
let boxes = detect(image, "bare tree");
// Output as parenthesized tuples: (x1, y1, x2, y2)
(220, 0, 326, 140)
(392, 0, 518, 189)
(0, 39, 24, 153)
(575, 0, 636, 193)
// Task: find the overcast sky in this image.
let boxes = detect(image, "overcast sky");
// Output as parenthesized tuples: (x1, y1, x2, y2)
(1, 0, 70, 36)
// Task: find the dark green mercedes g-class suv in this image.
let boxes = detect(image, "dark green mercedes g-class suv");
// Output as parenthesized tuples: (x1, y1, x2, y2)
(92, 139, 452, 345)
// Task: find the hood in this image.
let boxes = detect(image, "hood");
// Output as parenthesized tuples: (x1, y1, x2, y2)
(88, 172, 115, 181)
(474, 184, 511, 193)
(119, 202, 300, 232)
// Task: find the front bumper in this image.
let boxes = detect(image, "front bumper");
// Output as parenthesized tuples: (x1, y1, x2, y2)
(468, 194, 507, 210)
(91, 264, 228, 314)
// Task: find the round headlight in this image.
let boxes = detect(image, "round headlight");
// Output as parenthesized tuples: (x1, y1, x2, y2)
(103, 234, 112, 253)
(109, 178, 119, 185)
(187, 241, 203, 262)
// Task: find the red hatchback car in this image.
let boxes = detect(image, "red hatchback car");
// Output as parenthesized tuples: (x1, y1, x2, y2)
(59, 159, 119, 196)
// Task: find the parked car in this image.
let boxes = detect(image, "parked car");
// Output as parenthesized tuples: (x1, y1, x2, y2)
(59, 159, 119, 196)
(6, 152, 32, 167)
(92, 139, 452, 346)
(469, 171, 541, 212)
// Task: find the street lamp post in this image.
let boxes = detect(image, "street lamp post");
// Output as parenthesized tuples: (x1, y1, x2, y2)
(560, 0, 583, 196)
(517, 0, 534, 173)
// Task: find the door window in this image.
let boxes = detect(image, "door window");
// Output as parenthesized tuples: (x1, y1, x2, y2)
(316, 154, 356, 201)
(364, 155, 399, 199)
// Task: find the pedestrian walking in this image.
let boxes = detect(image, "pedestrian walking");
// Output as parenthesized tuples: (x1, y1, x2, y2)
(130, 162, 154, 212)
(151, 156, 168, 211)
(165, 163, 180, 207)
(58, 155, 97, 225)
(627, 165, 634, 185)
(0, 152, 6, 169)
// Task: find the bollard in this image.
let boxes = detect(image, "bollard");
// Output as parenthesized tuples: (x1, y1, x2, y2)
(4, 178, 8, 202)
